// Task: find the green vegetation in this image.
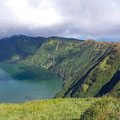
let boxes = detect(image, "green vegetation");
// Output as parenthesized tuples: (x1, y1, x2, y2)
(0, 36, 120, 120)
(80, 97, 120, 120)
(0, 97, 119, 120)
(0, 35, 120, 98)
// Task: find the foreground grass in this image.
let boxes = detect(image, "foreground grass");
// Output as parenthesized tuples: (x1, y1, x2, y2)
(0, 98, 119, 120)
(80, 97, 120, 120)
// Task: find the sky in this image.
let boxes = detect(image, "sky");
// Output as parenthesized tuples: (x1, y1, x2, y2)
(0, 0, 120, 41)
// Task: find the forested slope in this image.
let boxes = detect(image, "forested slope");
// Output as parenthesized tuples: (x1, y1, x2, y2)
(0, 35, 119, 98)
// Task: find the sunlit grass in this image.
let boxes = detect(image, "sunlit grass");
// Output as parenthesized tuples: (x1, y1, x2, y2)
(0, 97, 119, 120)
(0, 98, 95, 120)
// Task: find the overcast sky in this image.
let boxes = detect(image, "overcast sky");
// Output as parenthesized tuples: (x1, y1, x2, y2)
(0, 0, 120, 41)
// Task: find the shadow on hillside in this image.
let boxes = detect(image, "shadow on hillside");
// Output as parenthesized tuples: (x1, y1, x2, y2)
(96, 71, 120, 97)
(63, 48, 112, 98)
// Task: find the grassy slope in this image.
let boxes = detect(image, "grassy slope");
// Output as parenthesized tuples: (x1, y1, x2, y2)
(0, 97, 119, 120)
(0, 36, 120, 98)
(0, 98, 94, 120)
(20, 39, 120, 98)
(71, 49, 120, 98)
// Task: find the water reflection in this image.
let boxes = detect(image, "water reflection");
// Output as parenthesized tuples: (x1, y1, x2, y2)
(0, 64, 63, 103)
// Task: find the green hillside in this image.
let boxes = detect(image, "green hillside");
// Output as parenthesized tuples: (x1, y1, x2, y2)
(0, 97, 119, 120)
(0, 35, 120, 98)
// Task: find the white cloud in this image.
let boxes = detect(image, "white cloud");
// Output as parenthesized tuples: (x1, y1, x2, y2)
(0, 0, 120, 40)
(1, 0, 61, 27)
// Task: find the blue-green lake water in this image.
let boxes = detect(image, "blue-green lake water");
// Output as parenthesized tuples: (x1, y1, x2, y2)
(0, 64, 63, 103)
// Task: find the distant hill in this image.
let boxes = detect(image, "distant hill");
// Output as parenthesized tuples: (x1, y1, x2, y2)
(0, 35, 119, 98)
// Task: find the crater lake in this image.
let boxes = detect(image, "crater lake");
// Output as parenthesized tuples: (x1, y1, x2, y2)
(0, 63, 63, 103)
